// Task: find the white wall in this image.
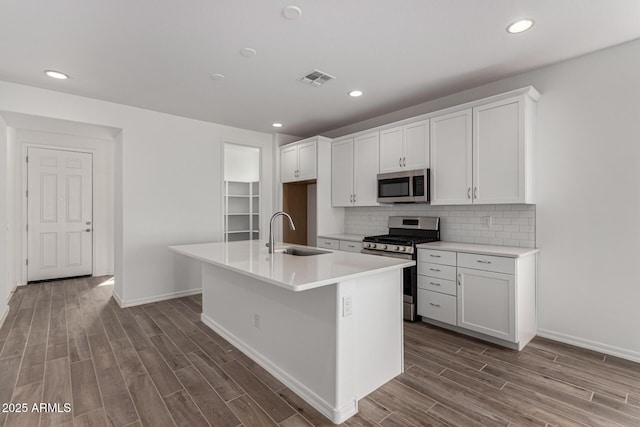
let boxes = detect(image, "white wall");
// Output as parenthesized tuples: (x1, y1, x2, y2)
(324, 39, 640, 361)
(0, 115, 9, 323)
(224, 144, 260, 183)
(0, 81, 273, 307)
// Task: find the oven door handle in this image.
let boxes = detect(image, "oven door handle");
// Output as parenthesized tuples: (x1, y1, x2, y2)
(360, 248, 413, 260)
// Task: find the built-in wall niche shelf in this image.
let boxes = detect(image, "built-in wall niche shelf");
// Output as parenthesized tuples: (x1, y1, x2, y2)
(224, 181, 260, 242)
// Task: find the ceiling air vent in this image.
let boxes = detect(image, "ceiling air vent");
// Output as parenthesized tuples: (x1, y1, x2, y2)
(299, 69, 336, 87)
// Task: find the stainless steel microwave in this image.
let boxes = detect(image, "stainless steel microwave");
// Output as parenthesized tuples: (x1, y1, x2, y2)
(377, 169, 430, 203)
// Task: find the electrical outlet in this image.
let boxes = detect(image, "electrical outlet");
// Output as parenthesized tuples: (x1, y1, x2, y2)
(253, 313, 260, 329)
(482, 216, 492, 228)
(342, 296, 353, 317)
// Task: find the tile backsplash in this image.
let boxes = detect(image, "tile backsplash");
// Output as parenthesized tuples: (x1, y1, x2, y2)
(345, 204, 536, 248)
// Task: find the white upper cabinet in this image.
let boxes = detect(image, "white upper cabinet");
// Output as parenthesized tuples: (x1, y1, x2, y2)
(331, 132, 380, 207)
(331, 138, 354, 206)
(353, 132, 380, 206)
(379, 119, 429, 173)
(430, 109, 473, 205)
(430, 87, 539, 205)
(280, 140, 317, 183)
(473, 98, 527, 204)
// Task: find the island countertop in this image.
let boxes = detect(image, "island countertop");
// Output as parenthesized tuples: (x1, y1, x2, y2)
(169, 240, 414, 292)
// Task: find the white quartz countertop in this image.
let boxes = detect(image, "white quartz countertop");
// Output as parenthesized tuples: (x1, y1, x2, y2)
(317, 233, 366, 243)
(169, 240, 414, 292)
(416, 241, 539, 258)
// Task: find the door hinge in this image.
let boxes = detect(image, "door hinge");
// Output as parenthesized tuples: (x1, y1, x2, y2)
(26, 259, 28, 266)
(26, 155, 28, 163)
(26, 224, 28, 232)
(26, 190, 28, 198)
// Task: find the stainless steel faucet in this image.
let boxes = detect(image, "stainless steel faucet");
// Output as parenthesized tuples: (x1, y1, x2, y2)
(267, 211, 296, 253)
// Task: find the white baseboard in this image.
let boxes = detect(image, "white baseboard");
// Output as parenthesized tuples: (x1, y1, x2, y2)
(0, 304, 9, 330)
(112, 289, 124, 307)
(201, 313, 357, 424)
(118, 288, 202, 308)
(537, 328, 640, 364)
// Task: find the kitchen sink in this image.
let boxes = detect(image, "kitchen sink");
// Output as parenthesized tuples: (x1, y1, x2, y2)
(276, 247, 332, 256)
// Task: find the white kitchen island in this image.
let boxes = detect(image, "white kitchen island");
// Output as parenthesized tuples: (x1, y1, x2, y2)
(169, 240, 414, 424)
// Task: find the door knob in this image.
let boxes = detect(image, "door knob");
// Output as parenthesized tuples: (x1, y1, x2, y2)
(85, 229, 92, 232)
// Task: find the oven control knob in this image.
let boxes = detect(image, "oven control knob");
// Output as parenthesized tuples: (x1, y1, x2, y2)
(371, 243, 377, 249)
(380, 244, 387, 250)
(399, 246, 406, 252)
(394, 246, 400, 251)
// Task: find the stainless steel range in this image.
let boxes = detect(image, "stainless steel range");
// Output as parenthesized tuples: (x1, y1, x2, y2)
(362, 216, 440, 321)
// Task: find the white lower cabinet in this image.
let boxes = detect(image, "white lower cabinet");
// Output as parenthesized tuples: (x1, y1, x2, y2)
(457, 267, 516, 342)
(417, 246, 537, 350)
(317, 237, 362, 253)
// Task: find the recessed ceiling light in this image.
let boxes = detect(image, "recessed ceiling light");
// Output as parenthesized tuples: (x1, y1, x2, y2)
(240, 47, 257, 58)
(210, 73, 225, 81)
(349, 90, 363, 97)
(506, 19, 534, 34)
(272, 123, 283, 128)
(283, 6, 302, 20)
(44, 70, 69, 80)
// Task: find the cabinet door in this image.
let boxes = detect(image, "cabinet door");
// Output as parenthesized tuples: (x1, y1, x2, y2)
(353, 132, 380, 206)
(379, 126, 404, 173)
(331, 138, 354, 207)
(473, 98, 524, 204)
(280, 144, 298, 183)
(430, 109, 473, 205)
(403, 120, 429, 170)
(297, 140, 317, 181)
(457, 267, 516, 342)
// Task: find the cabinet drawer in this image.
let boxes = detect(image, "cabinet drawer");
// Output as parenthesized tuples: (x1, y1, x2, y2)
(457, 253, 515, 274)
(417, 289, 456, 325)
(317, 238, 339, 250)
(417, 275, 456, 296)
(339, 240, 362, 253)
(418, 249, 456, 266)
(417, 262, 456, 281)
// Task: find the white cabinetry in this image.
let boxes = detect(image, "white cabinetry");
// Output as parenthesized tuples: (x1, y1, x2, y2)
(331, 132, 379, 207)
(430, 109, 473, 205)
(317, 237, 362, 253)
(417, 246, 537, 350)
(430, 87, 539, 205)
(280, 140, 317, 183)
(379, 120, 429, 173)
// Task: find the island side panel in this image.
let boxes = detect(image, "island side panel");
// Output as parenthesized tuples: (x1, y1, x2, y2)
(338, 269, 404, 402)
(200, 263, 339, 412)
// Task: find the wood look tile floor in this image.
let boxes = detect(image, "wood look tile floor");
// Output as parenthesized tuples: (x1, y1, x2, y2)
(1, 277, 639, 427)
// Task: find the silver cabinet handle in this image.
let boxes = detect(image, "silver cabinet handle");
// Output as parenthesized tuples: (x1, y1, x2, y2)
(474, 186, 478, 199)
(457, 273, 462, 286)
(429, 303, 441, 307)
(347, 244, 355, 248)
(350, 194, 353, 203)
(399, 157, 402, 167)
(430, 254, 441, 258)
(430, 282, 441, 286)
(477, 260, 492, 264)
(468, 187, 471, 199)
(403, 157, 406, 167)
(324, 242, 331, 245)
(353, 194, 356, 203)
(429, 268, 440, 272)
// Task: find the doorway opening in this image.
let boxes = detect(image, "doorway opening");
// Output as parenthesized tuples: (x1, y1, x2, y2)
(223, 143, 261, 242)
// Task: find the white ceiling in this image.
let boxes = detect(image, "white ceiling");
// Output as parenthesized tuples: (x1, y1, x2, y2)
(1, 1, 639, 137)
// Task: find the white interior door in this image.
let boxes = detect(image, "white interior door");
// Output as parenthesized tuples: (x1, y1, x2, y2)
(27, 148, 93, 281)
